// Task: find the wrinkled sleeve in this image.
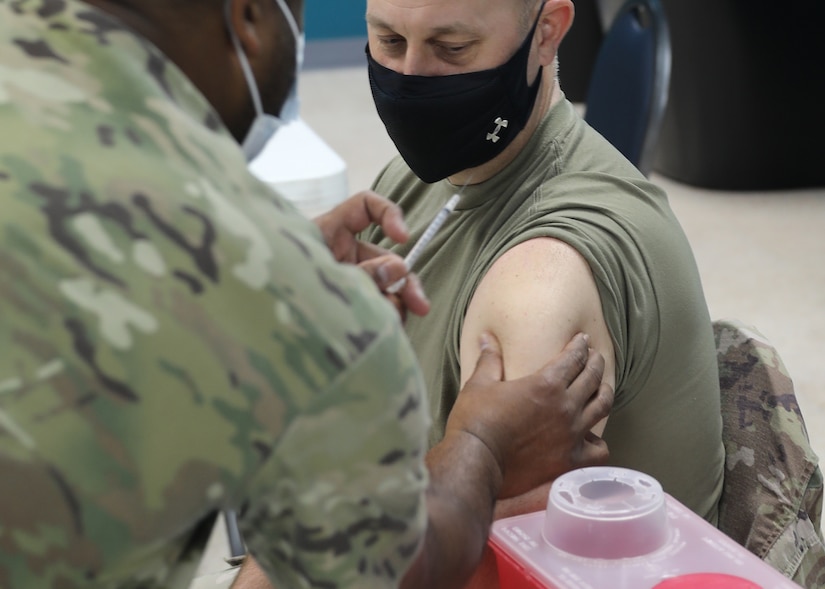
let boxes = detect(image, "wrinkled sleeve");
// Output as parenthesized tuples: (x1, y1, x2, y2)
(241, 316, 430, 589)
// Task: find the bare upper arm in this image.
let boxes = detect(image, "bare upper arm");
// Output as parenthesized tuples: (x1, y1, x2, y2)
(459, 237, 615, 435)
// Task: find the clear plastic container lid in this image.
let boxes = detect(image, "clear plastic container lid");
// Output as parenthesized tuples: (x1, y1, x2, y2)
(542, 466, 669, 558)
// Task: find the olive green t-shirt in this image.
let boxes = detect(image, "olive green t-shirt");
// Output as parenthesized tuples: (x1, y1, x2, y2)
(367, 98, 724, 523)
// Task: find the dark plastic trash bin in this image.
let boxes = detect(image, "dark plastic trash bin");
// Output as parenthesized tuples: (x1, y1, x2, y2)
(653, 0, 825, 190)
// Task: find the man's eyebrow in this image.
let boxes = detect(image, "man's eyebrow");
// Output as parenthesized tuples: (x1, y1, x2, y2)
(430, 22, 478, 36)
(365, 14, 393, 29)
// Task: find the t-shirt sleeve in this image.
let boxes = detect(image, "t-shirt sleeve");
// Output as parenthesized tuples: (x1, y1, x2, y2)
(480, 174, 670, 406)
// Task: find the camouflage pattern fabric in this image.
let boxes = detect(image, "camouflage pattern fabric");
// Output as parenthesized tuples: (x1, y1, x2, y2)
(714, 319, 825, 587)
(0, 1, 430, 588)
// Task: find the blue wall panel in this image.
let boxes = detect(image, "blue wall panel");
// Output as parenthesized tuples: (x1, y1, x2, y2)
(305, 0, 366, 40)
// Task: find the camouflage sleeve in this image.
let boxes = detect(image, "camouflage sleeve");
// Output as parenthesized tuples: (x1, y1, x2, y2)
(0, 3, 430, 588)
(714, 320, 825, 587)
(240, 321, 430, 589)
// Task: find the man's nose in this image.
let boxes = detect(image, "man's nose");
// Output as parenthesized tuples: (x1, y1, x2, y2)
(399, 47, 441, 76)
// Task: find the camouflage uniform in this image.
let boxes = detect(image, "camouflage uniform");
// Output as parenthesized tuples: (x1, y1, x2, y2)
(714, 320, 825, 588)
(0, 1, 430, 588)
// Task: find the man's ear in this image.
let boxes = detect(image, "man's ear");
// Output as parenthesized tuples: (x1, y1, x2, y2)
(536, 0, 575, 66)
(225, 0, 266, 58)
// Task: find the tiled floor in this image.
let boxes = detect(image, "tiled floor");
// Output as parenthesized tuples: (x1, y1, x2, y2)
(191, 64, 825, 584)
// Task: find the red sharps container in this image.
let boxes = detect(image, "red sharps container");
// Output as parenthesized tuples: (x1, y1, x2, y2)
(489, 467, 801, 589)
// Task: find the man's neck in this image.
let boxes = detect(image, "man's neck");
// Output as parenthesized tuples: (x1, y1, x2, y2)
(447, 75, 561, 187)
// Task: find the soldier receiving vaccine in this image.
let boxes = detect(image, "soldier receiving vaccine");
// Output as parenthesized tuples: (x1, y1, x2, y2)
(361, 0, 724, 585)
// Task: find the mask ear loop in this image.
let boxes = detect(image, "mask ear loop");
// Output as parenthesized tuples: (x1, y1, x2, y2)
(273, 0, 304, 60)
(224, 0, 265, 119)
(272, 0, 304, 121)
(224, 0, 304, 115)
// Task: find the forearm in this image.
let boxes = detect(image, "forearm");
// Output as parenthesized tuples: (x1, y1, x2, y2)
(401, 431, 502, 589)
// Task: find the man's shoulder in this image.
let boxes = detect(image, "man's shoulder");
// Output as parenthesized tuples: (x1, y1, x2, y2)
(3, 0, 142, 96)
(472, 236, 599, 318)
(1, 0, 229, 155)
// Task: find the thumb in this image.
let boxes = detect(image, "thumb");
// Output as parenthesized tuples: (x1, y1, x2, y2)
(578, 432, 611, 466)
(465, 332, 504, 387)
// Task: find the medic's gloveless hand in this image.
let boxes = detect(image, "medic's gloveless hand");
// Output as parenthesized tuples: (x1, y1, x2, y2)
(313, 190, 429, 321)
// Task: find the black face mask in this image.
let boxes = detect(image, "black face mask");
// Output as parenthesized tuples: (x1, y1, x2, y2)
(367, 12, 544, 183)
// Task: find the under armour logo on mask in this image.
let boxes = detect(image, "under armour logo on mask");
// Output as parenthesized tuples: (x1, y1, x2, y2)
(486, 117, 509, 143)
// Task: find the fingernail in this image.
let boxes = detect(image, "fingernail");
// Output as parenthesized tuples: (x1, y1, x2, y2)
(377, 264, 390, 285)
(582, 333, 591, 345)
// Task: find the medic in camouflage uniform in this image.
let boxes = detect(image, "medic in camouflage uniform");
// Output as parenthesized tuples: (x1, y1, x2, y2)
(0, 1, 431, 587)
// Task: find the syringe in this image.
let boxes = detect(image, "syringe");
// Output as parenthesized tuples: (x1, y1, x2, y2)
(386, 193, 461, 294)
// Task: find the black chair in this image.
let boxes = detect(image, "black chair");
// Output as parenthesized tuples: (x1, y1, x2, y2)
(556, 0, 604, 102)
(583, 0, 671, 176)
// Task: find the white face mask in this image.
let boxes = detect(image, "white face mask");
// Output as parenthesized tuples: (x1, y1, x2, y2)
(224, 0, 305, 161)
